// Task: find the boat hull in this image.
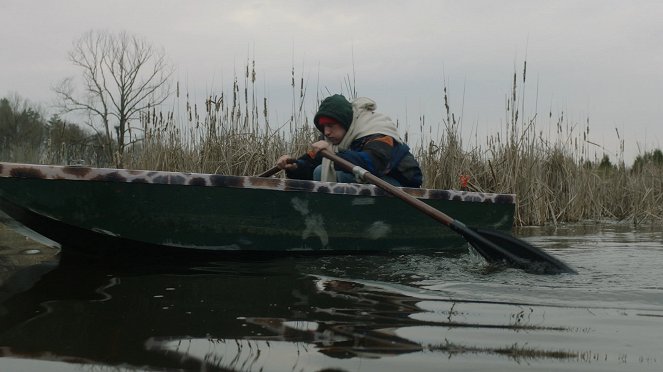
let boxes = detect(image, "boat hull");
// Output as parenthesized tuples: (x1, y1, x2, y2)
(0, 162, 515, 255)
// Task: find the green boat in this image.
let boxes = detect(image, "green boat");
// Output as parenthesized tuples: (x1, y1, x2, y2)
(0, 161, 515, 256)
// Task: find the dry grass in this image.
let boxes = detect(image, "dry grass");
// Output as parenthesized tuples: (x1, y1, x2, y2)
(414, 63, 663, 226)
(126, 61, 318, 176)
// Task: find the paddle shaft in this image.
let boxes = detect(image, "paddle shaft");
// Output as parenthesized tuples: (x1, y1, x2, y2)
(319, 148, 533, 267)
(257, 166, 282, 178)
(320, 149, 455, 225)
(257, 159, 296, 177)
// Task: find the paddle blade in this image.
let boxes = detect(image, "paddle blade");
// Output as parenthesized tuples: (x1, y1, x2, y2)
(469, 228, 576, 274)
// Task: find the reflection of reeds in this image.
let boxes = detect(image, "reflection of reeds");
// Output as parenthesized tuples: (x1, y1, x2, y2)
(117, 60, 662, 226)
(494, 343, 579, 360)
(428, 340, 579, 360)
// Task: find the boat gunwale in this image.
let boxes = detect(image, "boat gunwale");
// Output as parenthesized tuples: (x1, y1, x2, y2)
(0, 161, 515, 204)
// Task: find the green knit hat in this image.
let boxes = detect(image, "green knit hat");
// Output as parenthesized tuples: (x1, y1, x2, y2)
(313, 94, 353, 132)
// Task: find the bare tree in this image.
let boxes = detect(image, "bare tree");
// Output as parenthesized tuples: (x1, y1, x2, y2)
(54, 30, 173, 168)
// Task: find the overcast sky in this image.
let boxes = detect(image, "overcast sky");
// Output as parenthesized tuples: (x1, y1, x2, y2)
(1, 0, 661, 163)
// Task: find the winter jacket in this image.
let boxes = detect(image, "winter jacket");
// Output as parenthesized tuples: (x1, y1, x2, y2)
(287, 96, 423, 187)
(287, 134, 423, 187)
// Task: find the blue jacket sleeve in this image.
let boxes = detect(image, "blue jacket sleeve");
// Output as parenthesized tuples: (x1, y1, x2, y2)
(336, 150, 376, 173)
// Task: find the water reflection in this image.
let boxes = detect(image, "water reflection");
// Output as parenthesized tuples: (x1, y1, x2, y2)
(0, 222, 662, 371)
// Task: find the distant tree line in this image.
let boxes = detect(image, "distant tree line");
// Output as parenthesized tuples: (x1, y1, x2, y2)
(0, 95, 111, 165)
(0, 29, 174, 169)
(4, 91, 663, 175)
(587, 150, 663, 173)
(632, 149, 663, 173)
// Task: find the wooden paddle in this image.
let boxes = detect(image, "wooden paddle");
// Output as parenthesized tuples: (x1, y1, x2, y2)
(257, 165, 282, 177)
(256, 159, 296, 177)
(320, 148, 576, 274)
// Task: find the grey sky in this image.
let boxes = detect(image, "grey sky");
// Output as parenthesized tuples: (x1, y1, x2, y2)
(1, 0, 661, 163)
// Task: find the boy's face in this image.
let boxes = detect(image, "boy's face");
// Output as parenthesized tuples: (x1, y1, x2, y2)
(322, 122, 347, 145)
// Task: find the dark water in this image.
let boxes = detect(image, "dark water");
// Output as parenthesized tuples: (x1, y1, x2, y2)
(0, 220, 662, 372)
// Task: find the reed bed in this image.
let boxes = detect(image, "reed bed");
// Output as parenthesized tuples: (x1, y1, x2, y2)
(127, 62, 319, 175)
(416, 64, 663, 226)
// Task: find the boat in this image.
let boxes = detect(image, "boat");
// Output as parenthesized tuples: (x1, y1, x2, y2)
(0, 161, 515, 256)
